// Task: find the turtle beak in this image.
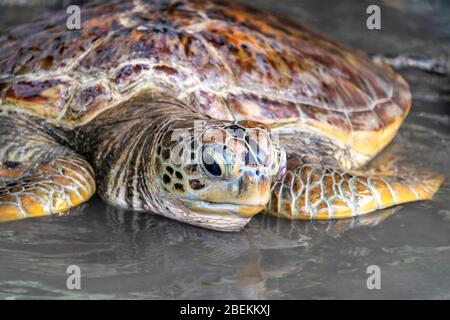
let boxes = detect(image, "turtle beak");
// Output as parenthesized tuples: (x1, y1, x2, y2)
(187, 200, 266, 218)
(181, 200, 265, 231)
(178, 166, 271, 231)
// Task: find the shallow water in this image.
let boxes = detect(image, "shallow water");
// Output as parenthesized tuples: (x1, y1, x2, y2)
(0, 0, 449, 299)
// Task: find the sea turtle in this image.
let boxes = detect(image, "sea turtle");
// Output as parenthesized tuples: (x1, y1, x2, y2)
(0, 0, 443, 231)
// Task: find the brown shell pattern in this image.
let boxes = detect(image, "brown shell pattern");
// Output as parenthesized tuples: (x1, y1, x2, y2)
(0, 0, 410, 139)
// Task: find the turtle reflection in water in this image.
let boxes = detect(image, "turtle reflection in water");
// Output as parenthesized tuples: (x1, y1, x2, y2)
(0, 0, 443, 231)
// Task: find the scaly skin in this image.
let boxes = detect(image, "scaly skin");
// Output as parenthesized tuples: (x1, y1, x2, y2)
(0, 156, 95, 222)
(0, 0, 444, 230)
(266, 158, 443, 220)
(0, 114, 95, 222)
(0, 101, 443, 229)
(75, 98, 283, 231)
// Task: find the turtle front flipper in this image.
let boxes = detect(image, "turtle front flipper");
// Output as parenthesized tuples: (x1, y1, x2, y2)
(266, 158, 444, 220)
(0, 116, 96, 222)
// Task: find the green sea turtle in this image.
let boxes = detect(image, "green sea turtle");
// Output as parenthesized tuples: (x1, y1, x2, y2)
(0, 0, 443, 231)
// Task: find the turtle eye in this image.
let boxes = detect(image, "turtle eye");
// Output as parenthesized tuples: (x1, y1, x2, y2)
(202, 145, 238, 179)
(204, 158, 222, 176)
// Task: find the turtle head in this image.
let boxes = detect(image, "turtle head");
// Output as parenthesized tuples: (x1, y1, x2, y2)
(154, 120, 286, 231)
